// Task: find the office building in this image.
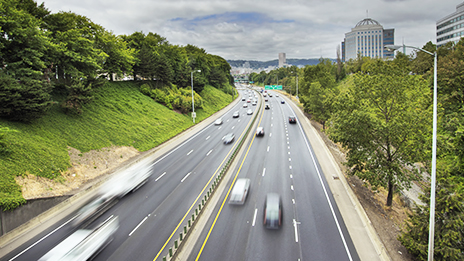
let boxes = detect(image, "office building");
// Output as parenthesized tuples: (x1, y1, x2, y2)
(342, 18, 395, 62)
(437, 2, 464, 47)
(278, 53, 286, 68)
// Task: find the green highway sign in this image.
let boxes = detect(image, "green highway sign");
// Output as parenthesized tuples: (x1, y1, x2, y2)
(265, 85, 283, 90)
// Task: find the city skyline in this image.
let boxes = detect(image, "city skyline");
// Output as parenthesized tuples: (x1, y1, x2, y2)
(43, 0, 461, 60)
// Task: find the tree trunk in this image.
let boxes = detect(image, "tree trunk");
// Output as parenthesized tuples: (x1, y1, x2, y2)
(386, 179, 394, 206)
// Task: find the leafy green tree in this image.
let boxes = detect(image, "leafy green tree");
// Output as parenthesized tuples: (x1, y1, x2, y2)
(96, 31, 135, 81)
(398, 176, 464, 260)
(329, 59, 432, 206)
(0, 0, 54, 121)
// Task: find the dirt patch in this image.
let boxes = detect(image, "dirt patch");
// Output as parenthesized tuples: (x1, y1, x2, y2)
(307, 114, 414, 261)
(15, 145, 139, 199)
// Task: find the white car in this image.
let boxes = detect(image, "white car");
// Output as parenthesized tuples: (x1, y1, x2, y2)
(229, 179, 251, 205)
(214, 118, 223, 125)
(247, 109, 253, 115)
(243, 103, 248, 108)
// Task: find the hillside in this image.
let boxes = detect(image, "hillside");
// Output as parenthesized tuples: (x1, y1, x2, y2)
(0, 81, 235, 210)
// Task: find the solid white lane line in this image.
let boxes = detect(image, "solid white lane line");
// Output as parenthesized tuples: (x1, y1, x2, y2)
(181, 172, 191, 182)
(293, 219, 300, 243)
(129, 216, 148, 237)
(206, 150, 213, 156)
(206, 135, 210, 140)
(155, 172, 166, 181)
(8, 215, 78, 261)
(187, 150, 194, 155)
(262, 168, 266, 177)
(252, 208, 258, 226)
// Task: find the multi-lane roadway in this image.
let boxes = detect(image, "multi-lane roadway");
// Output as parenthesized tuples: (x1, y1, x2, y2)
(2, 86, 365, 261)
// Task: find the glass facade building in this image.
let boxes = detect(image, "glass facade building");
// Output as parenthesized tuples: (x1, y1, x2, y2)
(342, 18, 395, 62)
(437, 2, 464, 47)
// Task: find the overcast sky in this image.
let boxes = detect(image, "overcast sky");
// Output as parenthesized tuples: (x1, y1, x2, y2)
(42, 0, 462, 61)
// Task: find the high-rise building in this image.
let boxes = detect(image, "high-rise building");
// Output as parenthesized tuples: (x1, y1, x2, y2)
(342, 18, 395, 62)
(437, 2, 464, 47)
(278, 53, 286, 68)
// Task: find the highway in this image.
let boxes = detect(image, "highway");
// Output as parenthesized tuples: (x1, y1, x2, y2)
(3, 87, 258, 261)
(189, 91, 360, 261)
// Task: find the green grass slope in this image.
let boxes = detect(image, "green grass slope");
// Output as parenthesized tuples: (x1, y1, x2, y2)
(0, 81, 235, 210)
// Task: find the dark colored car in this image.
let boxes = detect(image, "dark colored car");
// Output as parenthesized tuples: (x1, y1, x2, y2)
(232, 111, 240, 118)
(256, 127, 264, 136)
(222, 133, 235, 144)
(281, 100, 285, 104)
(265, 104, 270, 110)
(289, 116, 297, 124)
(264, 193, 282, 229)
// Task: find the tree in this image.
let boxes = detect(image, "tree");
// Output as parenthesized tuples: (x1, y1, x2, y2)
(328, 59, 432, 206)
(0, 0, 54, 121)
(398, 176, 464, 260)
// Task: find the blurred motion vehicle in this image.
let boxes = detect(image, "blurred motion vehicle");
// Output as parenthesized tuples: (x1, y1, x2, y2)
(268, 93, 272, 97)
(256, 127, 265, 136)
(281, 100, 285, 104)
(229, 178, 251, 205)
(247, 109, 253, 115)
(71, 195, 117, 228)
(40, 216, 119, 261)
(276, 94, 279, 97)
(242, 98, 246, 101)
(264, 193, 282, 229)
(214, 118, 223, 125)
(73, 161, 153, 227)
(243, 103, 248, 108)
(289, 116, 297, 124)
(222, 133, 235, 144)
(252, 100, 257, 106)
(232, 111, 240, 118)
(265, 104, 270, 110)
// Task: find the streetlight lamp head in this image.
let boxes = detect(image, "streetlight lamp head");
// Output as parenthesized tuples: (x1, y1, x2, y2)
(197, 70, 201, 73)
(384, 45, 401, 52)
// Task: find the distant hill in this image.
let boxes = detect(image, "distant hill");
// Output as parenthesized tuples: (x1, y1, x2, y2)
(227, 58, 336, 69)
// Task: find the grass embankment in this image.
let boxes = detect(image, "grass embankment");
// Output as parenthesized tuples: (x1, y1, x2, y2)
(0, 81, 235, 210)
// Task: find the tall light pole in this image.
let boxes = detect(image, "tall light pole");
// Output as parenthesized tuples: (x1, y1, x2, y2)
(191, 69, 201, 123)
(386, 44, 437, 261)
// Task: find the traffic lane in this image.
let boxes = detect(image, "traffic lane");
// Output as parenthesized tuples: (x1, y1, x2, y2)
(98, 106, 257, 260)
(280, 103, 359, 261)
(191, 102, 300, 260)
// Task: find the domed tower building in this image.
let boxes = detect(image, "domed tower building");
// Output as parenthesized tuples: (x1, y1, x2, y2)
(341, 18, 395, 62)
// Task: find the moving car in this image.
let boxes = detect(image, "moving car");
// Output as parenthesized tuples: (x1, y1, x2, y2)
(276, 94, 279, 97)
(265, 104, 270, 110)
(263, 193, 282, 229)
(214, 118, 223, 125)
(71, 195, 117, 228)
(252, 101, 257, 106)
(232, 111, 240, 118)
(229, 178, 251, 205)
(222, 133, 235, 144)
(264, 98, 268, 102)
(243, 103, 248, 108)
(289, 116, 297, 124)
(242, 98, 246, 101)
(247, 109, 253, 115)
(256, 127, 264, 136)
(40, 216, 119, 261)
(281, 100, 285, 104)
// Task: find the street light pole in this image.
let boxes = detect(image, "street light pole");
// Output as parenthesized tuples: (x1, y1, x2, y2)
(386, 44, 437, 261)
(191, 70, 201, 123)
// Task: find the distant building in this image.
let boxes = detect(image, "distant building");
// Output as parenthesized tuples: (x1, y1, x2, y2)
(278, 53, 286, 68)
(342, 18, 395, 62)
(437, 2, 464, 47)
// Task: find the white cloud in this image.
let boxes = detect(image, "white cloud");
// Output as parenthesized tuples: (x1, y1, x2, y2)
(42, 0, 461, 60)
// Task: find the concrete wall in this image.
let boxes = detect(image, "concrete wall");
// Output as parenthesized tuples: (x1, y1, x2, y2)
(0, 196, 71, 236)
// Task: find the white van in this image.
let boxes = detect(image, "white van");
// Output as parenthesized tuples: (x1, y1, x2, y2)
(229, 178, 251, 205)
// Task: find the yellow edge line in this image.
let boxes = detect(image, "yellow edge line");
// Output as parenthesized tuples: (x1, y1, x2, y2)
(195, 103, 265, 261)
(152, 111, 255, 261)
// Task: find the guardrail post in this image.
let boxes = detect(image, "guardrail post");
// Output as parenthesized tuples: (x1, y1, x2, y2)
(192, 214, 195, 222)
(163, 256, 166, 261)
(169, 247, 173, 257)
(180, 232, 183, 241)
(184, 225, 187, 234)
(175, 239, 178, 249)
(188, 220, 191, 227)
(195, 208, 198, 215)
(198, 203, 201, 211)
